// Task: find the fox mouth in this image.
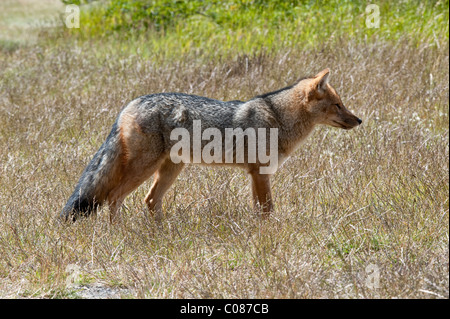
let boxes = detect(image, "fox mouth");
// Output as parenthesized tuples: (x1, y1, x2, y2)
(332, 120, 353, 130)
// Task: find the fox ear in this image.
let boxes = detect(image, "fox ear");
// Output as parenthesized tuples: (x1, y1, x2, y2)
(313, 68, 330, 93)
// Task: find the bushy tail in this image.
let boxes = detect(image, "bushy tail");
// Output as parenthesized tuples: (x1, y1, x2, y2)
(61, 121, 123, 222)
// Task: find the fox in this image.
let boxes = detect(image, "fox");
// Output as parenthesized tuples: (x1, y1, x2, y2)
(61, 68, 362, 223)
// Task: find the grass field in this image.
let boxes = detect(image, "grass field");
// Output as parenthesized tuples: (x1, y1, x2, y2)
(0, 0, 448, 299)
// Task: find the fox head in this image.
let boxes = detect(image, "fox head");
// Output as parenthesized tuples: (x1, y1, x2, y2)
(302, 68, 362, 130)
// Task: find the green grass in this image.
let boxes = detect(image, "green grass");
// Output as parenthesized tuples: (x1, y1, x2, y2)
(60, 0, 449, 60)
(0, 0, 448, 299)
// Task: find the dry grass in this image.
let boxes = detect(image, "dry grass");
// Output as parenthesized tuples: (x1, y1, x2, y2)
(0, 35, 447, 298)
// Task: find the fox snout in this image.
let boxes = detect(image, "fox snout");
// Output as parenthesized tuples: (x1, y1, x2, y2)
(350, 114, 363, 127)
(340, 115, 362, 129)
(328, 109, 362, 130)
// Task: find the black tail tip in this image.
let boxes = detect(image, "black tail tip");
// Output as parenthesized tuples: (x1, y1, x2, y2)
(59, 209, 95, 223)
(60, 196, 99, 223)
(59, 209, 78, 223)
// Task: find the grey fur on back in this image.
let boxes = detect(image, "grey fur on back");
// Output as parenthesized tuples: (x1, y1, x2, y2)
(126, 92, 281, 149)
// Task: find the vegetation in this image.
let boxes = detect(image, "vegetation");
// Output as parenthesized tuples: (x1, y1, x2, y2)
(0, 0, 447, 298)
(57, 0, 449, 59)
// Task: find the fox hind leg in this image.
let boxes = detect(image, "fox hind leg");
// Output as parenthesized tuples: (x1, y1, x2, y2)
(107, 159, 162, 223)
(145, 158, 184, 221)
(107, 144, 166, 223)
(109, 199, 124, 224)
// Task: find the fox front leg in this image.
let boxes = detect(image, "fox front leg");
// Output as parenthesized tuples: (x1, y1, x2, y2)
(249, 170, 273, 218)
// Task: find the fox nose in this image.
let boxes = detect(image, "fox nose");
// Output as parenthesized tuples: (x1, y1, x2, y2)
(357, 118, 362, 125)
